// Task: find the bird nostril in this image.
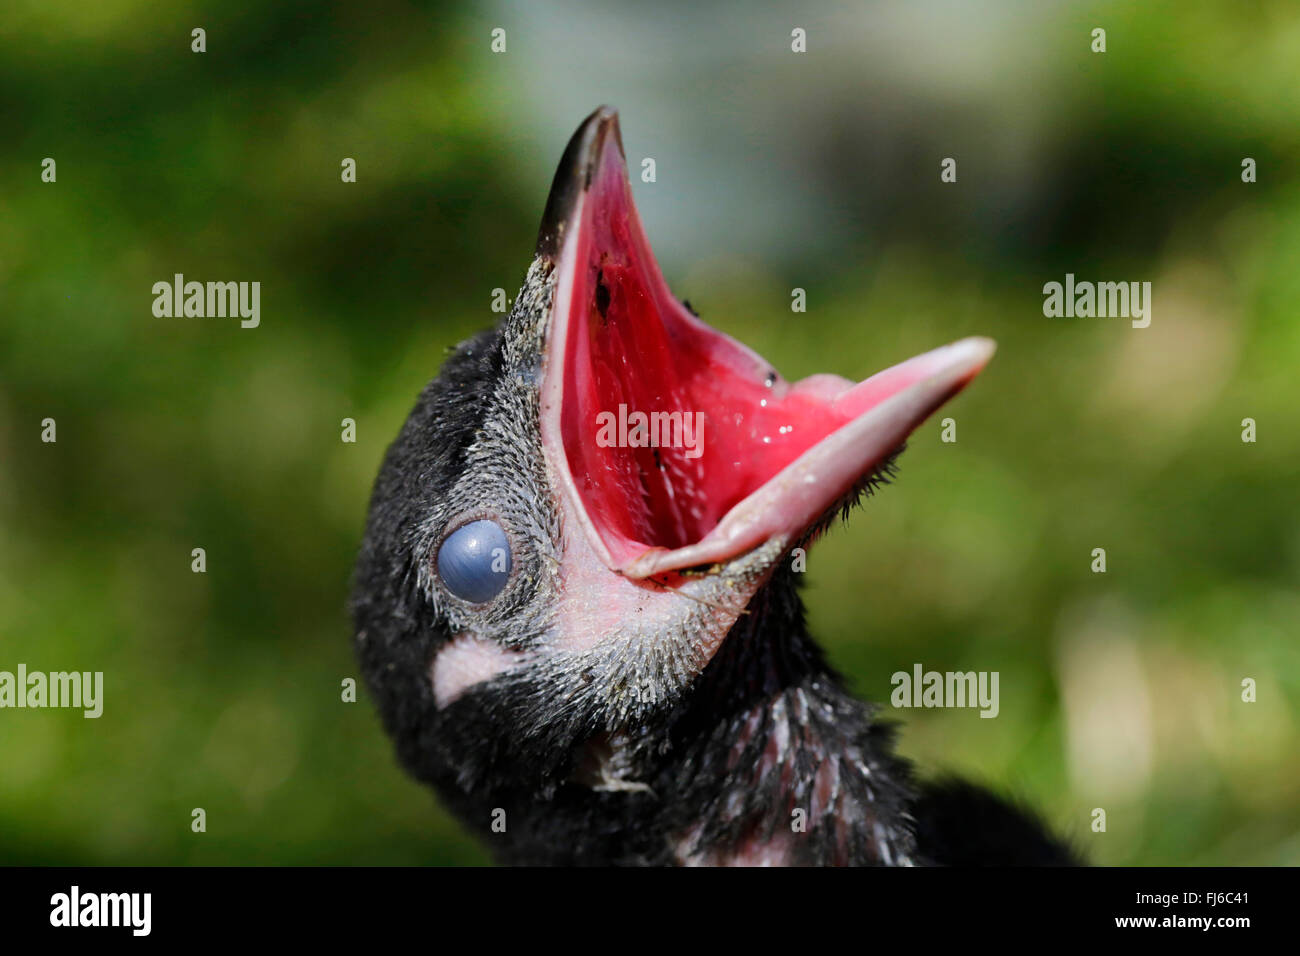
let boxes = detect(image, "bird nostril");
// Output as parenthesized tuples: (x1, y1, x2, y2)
(436, 519, 513, 603)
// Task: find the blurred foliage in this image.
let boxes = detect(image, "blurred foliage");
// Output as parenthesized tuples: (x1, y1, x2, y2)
(0, 0, 1297, 865)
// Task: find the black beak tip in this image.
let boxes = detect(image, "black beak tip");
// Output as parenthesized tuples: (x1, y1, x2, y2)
(535, 106, 623, 261)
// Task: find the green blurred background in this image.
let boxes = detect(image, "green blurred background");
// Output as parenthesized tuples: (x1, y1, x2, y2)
(1, 0, 1297, 865)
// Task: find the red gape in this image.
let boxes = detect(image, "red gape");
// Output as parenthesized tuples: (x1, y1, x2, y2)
(560, 135, 857, 557)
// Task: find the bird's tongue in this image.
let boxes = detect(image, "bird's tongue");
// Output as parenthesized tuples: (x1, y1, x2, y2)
(539, 109, 993, 580)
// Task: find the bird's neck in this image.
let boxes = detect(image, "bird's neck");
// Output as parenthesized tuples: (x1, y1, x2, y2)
(488, 569, 919, 865)
(654, 568, 919, 865)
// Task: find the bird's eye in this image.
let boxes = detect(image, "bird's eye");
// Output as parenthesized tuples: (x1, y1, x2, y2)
(436, 519, 513, 603)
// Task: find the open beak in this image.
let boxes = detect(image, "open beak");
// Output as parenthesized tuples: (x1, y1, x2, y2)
(538, 107, 994, 583)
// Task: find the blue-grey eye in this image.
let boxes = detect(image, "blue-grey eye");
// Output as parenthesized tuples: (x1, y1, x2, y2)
(436, 519, 512, 603)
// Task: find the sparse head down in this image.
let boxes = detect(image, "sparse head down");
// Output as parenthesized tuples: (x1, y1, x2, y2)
(352, 107, 1071, 865)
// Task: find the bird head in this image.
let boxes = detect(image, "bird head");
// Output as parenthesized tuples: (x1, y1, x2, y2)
(352, 107, 994, 850)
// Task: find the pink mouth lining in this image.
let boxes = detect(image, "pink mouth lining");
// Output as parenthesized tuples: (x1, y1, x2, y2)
(540, 124, 995, 579)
